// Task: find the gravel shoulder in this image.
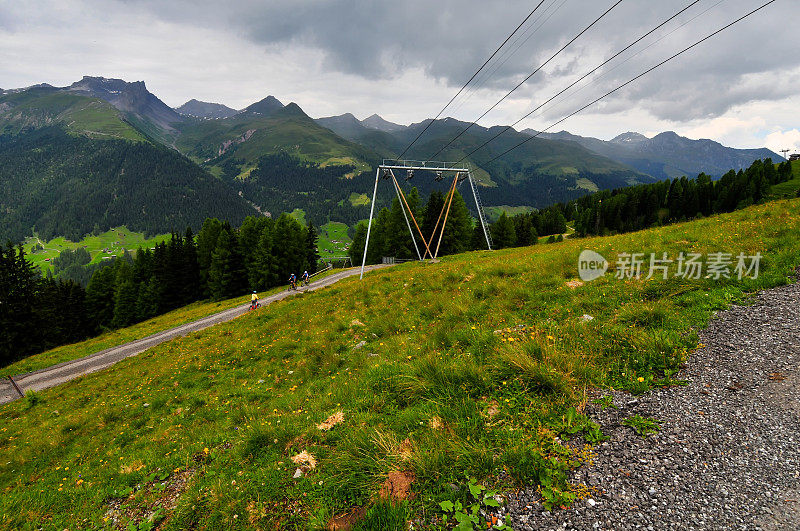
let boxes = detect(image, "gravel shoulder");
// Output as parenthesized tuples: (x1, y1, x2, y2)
(506, 281, 800, 530)
(1, 265, 389, 405)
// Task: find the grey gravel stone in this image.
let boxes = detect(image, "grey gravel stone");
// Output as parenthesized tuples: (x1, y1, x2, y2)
(499, 281, 800, 530)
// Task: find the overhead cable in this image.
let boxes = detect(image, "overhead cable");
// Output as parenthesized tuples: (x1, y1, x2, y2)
(395, 0, 549, 161)
(424, 0, 625, 162)
(484, 0, 778, 164)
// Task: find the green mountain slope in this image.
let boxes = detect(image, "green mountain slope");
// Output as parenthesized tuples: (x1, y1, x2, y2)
(0, 127, 255, 241)
(317, 115, 652, 207)
(0, 87, 146, 141)
(175, 102, 382, 178)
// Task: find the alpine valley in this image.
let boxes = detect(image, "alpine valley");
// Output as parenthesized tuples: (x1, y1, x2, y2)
(0, 76, 780, 242)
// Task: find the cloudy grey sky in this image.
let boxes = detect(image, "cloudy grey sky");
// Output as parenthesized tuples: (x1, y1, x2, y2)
(1, 0, 798, 153)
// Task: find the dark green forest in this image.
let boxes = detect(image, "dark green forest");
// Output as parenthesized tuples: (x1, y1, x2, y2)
(0, 128, 254, 241)
(565, 158, 794, 236)
(230, 153, 376, 227)
(227, 153, 621, 229)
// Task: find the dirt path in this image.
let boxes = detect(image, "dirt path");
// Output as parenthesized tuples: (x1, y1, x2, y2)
(0, 265, 389, 405)
(503, 281, 800, 530)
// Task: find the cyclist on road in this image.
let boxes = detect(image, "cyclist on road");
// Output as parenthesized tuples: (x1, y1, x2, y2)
(250, 291, 259, 310)
(301, 270, 309, 285)
(289, 273, 297, 290)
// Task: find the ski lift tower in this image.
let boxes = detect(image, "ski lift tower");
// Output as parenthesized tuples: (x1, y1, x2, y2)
(360, 159, 493, 279)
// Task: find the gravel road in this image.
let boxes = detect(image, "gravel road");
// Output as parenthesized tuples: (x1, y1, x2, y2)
(503, 280, 800, 530)
(1, 265, 389, 405)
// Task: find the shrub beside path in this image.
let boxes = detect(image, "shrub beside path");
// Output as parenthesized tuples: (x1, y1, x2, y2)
(0, 265, 389, 405)
(505, 280, 800, 530)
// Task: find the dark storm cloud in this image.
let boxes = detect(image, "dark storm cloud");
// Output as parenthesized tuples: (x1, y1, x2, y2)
(117, 0, 794, 122)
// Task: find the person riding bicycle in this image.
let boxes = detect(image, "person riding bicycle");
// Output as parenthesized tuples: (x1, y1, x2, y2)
(289, 273, 297, 290)
(301, 270, 309, 285)
(250, 291, 258, 309)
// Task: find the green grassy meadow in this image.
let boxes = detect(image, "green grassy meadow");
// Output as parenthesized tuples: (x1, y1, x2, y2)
(1, 199, 799, 529)
(288, 209, 307, 227)
(22, 227, 170, 274)
(317, 222, 352, 259)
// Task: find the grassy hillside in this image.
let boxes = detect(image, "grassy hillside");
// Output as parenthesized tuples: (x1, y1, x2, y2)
(0, 88, 145, 141)
(1, 269, 345, 377)
(22, 227, 170, 273)
(1, 198, 798, 528)
(174, 104, 378, 177)
(484, 205, 536, 223)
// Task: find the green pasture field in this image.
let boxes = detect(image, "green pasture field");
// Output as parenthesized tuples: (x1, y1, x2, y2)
(22, 227, 170, 274)
(317, 222, 352, 259)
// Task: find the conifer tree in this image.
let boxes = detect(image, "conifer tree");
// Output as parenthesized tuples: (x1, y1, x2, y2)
(272, 214, 308, 279)
(349, 221, 368, 266)
(196, 218, 224, 298)
(112, 260, 138, 328)
(208, 228, 246, 301)
(422, 191, 445, 245)
(253, 219, 276, 289)
(238, 216, 270, 289)
(85, 264, 117, 330)
(305, 221, 320, 273)
(437, 189, 472, 256)
(182, 227, 201, 305)
(0, 244, 41, 363)
(491, 212, 517, 249)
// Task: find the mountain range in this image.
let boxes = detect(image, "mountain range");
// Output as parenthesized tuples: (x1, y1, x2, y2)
(0, 75, 781, 242)
(526, 129, 778, 180)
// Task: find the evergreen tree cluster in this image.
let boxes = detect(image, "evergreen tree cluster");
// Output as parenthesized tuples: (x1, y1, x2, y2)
(1, 243, 92, 365)
(50, 247, 114, 287)
(568, 159, 792, 236)
(487, 207, 568, 250)
(349, 187, 474, 264)
(348, 186, 573, 263)
(196, 214, 319, 301)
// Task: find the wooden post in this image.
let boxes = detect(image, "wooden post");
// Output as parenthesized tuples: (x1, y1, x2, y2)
(7, 376, 23, 398)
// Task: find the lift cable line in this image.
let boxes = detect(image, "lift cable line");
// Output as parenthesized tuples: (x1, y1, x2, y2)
(456, 0, 703, 163)
(513, 0, 728, 134)
(424, 0, 624, 163)
(394, 0, 549, 161)
(447, 0, 569, 118)
(484, 0, 778, 165)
